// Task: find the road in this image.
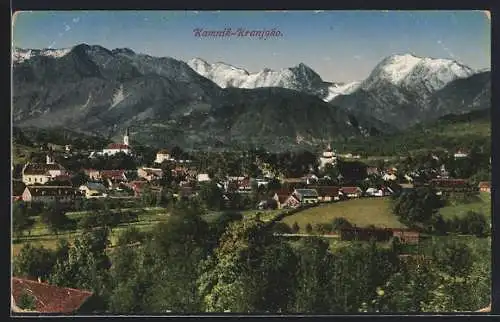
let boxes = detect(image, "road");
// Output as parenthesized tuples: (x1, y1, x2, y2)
(274, 233, 340, 238)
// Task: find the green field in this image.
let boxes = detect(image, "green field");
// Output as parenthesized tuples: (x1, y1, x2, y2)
(439, 192, 491, 220)
(280, 197, 406, 232)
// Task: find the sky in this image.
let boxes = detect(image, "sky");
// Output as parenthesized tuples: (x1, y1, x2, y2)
(12, 10, 491, 82)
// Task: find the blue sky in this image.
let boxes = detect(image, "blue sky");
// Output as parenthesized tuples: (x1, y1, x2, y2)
(12, 10, 491, 82)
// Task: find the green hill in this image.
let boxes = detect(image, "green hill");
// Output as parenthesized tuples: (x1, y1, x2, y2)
(337, 108, 490, 156)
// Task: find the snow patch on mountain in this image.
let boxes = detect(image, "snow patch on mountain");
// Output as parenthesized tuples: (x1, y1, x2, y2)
(110, 85, 126, 108)
(324, 81, 361, 102)
(13, 47, 71, 63)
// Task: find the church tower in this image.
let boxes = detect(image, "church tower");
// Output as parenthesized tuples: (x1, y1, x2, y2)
(124, 128, 130, 146)
(46, 152, 54, 165)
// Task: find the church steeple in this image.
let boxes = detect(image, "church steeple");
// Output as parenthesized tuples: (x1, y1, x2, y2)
(124, 128, 130, 146)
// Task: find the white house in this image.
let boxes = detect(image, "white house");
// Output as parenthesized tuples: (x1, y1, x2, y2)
(197, 173, 211, 182)
(365, 187, 384, 197)
(155, 149, 173, 164)
(22, 156, 67, 186)
(454, 150, 469, 158)
(79, 182, 108, 198)
(383, 173, 397, 181)
(102, 143, 131, 156)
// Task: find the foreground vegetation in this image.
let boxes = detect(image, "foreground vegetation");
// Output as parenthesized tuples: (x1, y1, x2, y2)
(13, 199, 490, 313)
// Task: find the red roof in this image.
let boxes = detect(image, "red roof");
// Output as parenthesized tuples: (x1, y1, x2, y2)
(341, 186, 362, 194)
(478, 182, 491, 188)
(100, 170, 126, 180)
(106, 143, 130, 150)
(128, 180, 148, 191)
(274, 188, 294, 196)
(276, 193, 290, 203)
(12, 277, 93, 313)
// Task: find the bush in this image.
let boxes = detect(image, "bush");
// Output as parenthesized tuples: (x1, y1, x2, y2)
(315, 223, 333, 235)
(305, 223, 313, 234)
(291, 222, 300, 233)
(332, 217, 353, 231)
(461, 211, 489, 237)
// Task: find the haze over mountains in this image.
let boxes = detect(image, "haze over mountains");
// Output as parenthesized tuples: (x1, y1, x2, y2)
(12, 44, 490, 150)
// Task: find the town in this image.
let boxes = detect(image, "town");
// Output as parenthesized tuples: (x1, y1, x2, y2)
(11, 10, 491, 315)
(12, 127, 491, 314)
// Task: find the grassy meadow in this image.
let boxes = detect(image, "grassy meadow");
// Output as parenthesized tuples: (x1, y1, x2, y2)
(280, 197, 406, 232)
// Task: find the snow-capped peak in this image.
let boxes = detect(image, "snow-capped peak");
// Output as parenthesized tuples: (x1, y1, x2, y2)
(362, 53, 475, 92)
(13, 47, 72, 63)
(187, 59, 326, 91)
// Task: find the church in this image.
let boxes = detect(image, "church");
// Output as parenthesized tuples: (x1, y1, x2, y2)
(99, 128, 132, 156)
(319, 143, 338, 170)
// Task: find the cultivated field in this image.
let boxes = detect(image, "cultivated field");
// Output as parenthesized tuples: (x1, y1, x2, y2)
(12, 207, 169, 258)
(280, 197, 406, 232)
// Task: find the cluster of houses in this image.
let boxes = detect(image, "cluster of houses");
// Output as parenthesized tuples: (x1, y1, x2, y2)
(14, 131, 491, 208)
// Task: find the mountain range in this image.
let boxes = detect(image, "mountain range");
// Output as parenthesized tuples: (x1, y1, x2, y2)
(12, 44, 490, 150)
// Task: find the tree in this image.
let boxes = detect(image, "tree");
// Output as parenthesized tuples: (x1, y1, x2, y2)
(139, 204, 211, 313)
(431, 239, 474, 279)
(393, 187, 443, 228)
(198, 182, 224, 211)
(210, 211, 243, 243)
(18, 291, 37, 310)
(13, 202, 34, 237)
(13, 244, 57, 281)
(291, 237, 335, 313)
(332, 217, 353, 231)
(40, 202, 70, 234)
(460, 211, 489, 237)
(197, 218, 275, 312)
(49, 228, 111, 302)
(71, 171, 89, 187)
(273, 222, 293, 234)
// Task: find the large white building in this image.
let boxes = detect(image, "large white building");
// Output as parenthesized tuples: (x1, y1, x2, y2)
(319, 144, 338, 170)
(22, 153, 67, 185)
(101, 128, 131, 156)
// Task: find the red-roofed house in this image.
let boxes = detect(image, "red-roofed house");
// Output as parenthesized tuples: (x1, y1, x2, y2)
(137, 167, 164, 182)
(340, 186, 363, 198)
(11, 277, 94, 314)
(310, 186, 340, 202)
(272, 193, 292, 209)
(478, 181, 491, 193)
(100, 170, 127, 182)
(125, 180, 149, 197)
